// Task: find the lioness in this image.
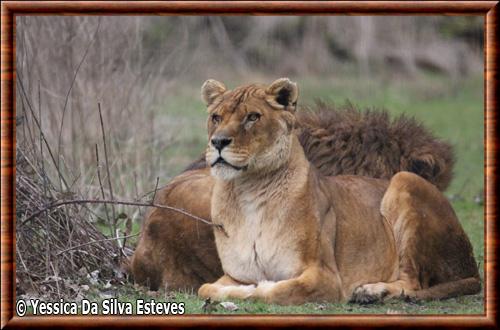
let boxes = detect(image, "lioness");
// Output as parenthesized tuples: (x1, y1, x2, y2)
(131, 83, 456, 292)
(197, 78, 480, 304)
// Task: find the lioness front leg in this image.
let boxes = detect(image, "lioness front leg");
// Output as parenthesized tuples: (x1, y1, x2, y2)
(198, 274, 256, 301)
(251, 266, 343, 305)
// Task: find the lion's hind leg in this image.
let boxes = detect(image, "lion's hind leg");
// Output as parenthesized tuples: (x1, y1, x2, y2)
(351, 276, 481, 304)
(350, 278, 419, 304)
(351, 171, 480, 304)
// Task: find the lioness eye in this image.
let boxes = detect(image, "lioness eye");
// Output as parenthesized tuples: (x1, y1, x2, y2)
(211, 114, 222, 124)
(247, 113, 261, 122)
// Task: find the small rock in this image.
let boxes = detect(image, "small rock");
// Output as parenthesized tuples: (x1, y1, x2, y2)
(474, 193, 484, 205)
(99, 292, 114, 299)
(449, 194, 464, 202)
(43, 275, 62, 283)
(315, 304, 327, 311)
(220, 301, 238, 311)
(86, 275, 98, 285)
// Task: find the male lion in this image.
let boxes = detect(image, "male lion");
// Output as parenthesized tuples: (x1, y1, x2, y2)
(197, 78, 480, 304)
(131, 81, 456, 293)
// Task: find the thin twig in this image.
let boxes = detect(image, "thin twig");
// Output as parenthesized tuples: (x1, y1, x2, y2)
(152, 177, 160, 203)
(16, 241, 39, 293)
(21, 198, 226, 236)
(37, 80, 43, 168)
(16, 71, 36, 154)
(95, 144, 111, 233)
(56, 232, 141, 256)
(57, 19, 101, 177)
(38, 80, 51, 277)
(16, 73, 69, 189)
(49, 262, 61, 299)
(98, 103, 117, 234)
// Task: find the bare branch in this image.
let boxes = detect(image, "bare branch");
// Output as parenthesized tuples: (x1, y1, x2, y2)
(16, 72, 69, 189)
(56, 232, 141, 256)
(98, 103, 117, 234)
(57, 19, 101, 179)
(21, 198, 227, 236)
(95, 144, 111, 231)
(152, 177, 160, 203)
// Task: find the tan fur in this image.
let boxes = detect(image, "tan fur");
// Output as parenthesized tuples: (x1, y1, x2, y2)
(197, 78, 480, 305)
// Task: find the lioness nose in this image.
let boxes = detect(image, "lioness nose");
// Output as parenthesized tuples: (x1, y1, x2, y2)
(211, 136, 233, 151)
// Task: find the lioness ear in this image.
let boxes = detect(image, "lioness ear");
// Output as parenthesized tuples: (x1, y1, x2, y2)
(201, 79, 227, 106)
(265, 78, 298, 110)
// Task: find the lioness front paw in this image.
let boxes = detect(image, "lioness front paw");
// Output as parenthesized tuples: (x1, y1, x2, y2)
(223, 284, 256, 300)
(349, 283, 389, 305)
(198, 283, 218, 300)
(198, 283, 256, 301)
(249, 281, 277, 302)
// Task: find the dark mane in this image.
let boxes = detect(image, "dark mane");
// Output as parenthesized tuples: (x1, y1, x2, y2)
(297, 101, 454, 191)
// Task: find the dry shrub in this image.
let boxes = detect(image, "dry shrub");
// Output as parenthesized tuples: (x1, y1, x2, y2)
(15, 17, 182, 299)
(16, 147, 119, 300)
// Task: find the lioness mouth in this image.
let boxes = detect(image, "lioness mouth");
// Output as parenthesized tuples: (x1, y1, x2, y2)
(211, 157, 247, 171)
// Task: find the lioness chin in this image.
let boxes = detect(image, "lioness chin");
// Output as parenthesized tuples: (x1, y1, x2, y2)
(198, 78, 480, 305)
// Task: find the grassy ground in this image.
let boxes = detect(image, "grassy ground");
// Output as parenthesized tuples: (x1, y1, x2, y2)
(83, 283, 484, 314)
(111, 73, 485, 314)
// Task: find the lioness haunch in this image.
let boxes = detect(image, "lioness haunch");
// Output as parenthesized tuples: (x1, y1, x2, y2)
(198, 78, 480, 305)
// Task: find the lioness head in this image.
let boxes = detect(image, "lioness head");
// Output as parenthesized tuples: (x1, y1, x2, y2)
(202, 78, 299, 180)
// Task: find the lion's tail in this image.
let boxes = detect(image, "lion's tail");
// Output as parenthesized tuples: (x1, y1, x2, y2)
(412, 276, 481, 300)
(297, 102, 455, 191)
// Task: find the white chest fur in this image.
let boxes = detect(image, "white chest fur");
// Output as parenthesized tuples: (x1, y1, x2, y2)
(214, 188, 302, 284)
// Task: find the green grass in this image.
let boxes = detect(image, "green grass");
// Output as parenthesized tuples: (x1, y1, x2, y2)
(129, 73, 484, 314)
(84, 276, 483, 314)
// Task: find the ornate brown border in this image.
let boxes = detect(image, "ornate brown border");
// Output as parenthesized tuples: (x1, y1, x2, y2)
(1, 1, 498, 328)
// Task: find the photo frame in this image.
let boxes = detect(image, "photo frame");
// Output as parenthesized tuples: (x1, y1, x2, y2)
(1, 1, 497, 328)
